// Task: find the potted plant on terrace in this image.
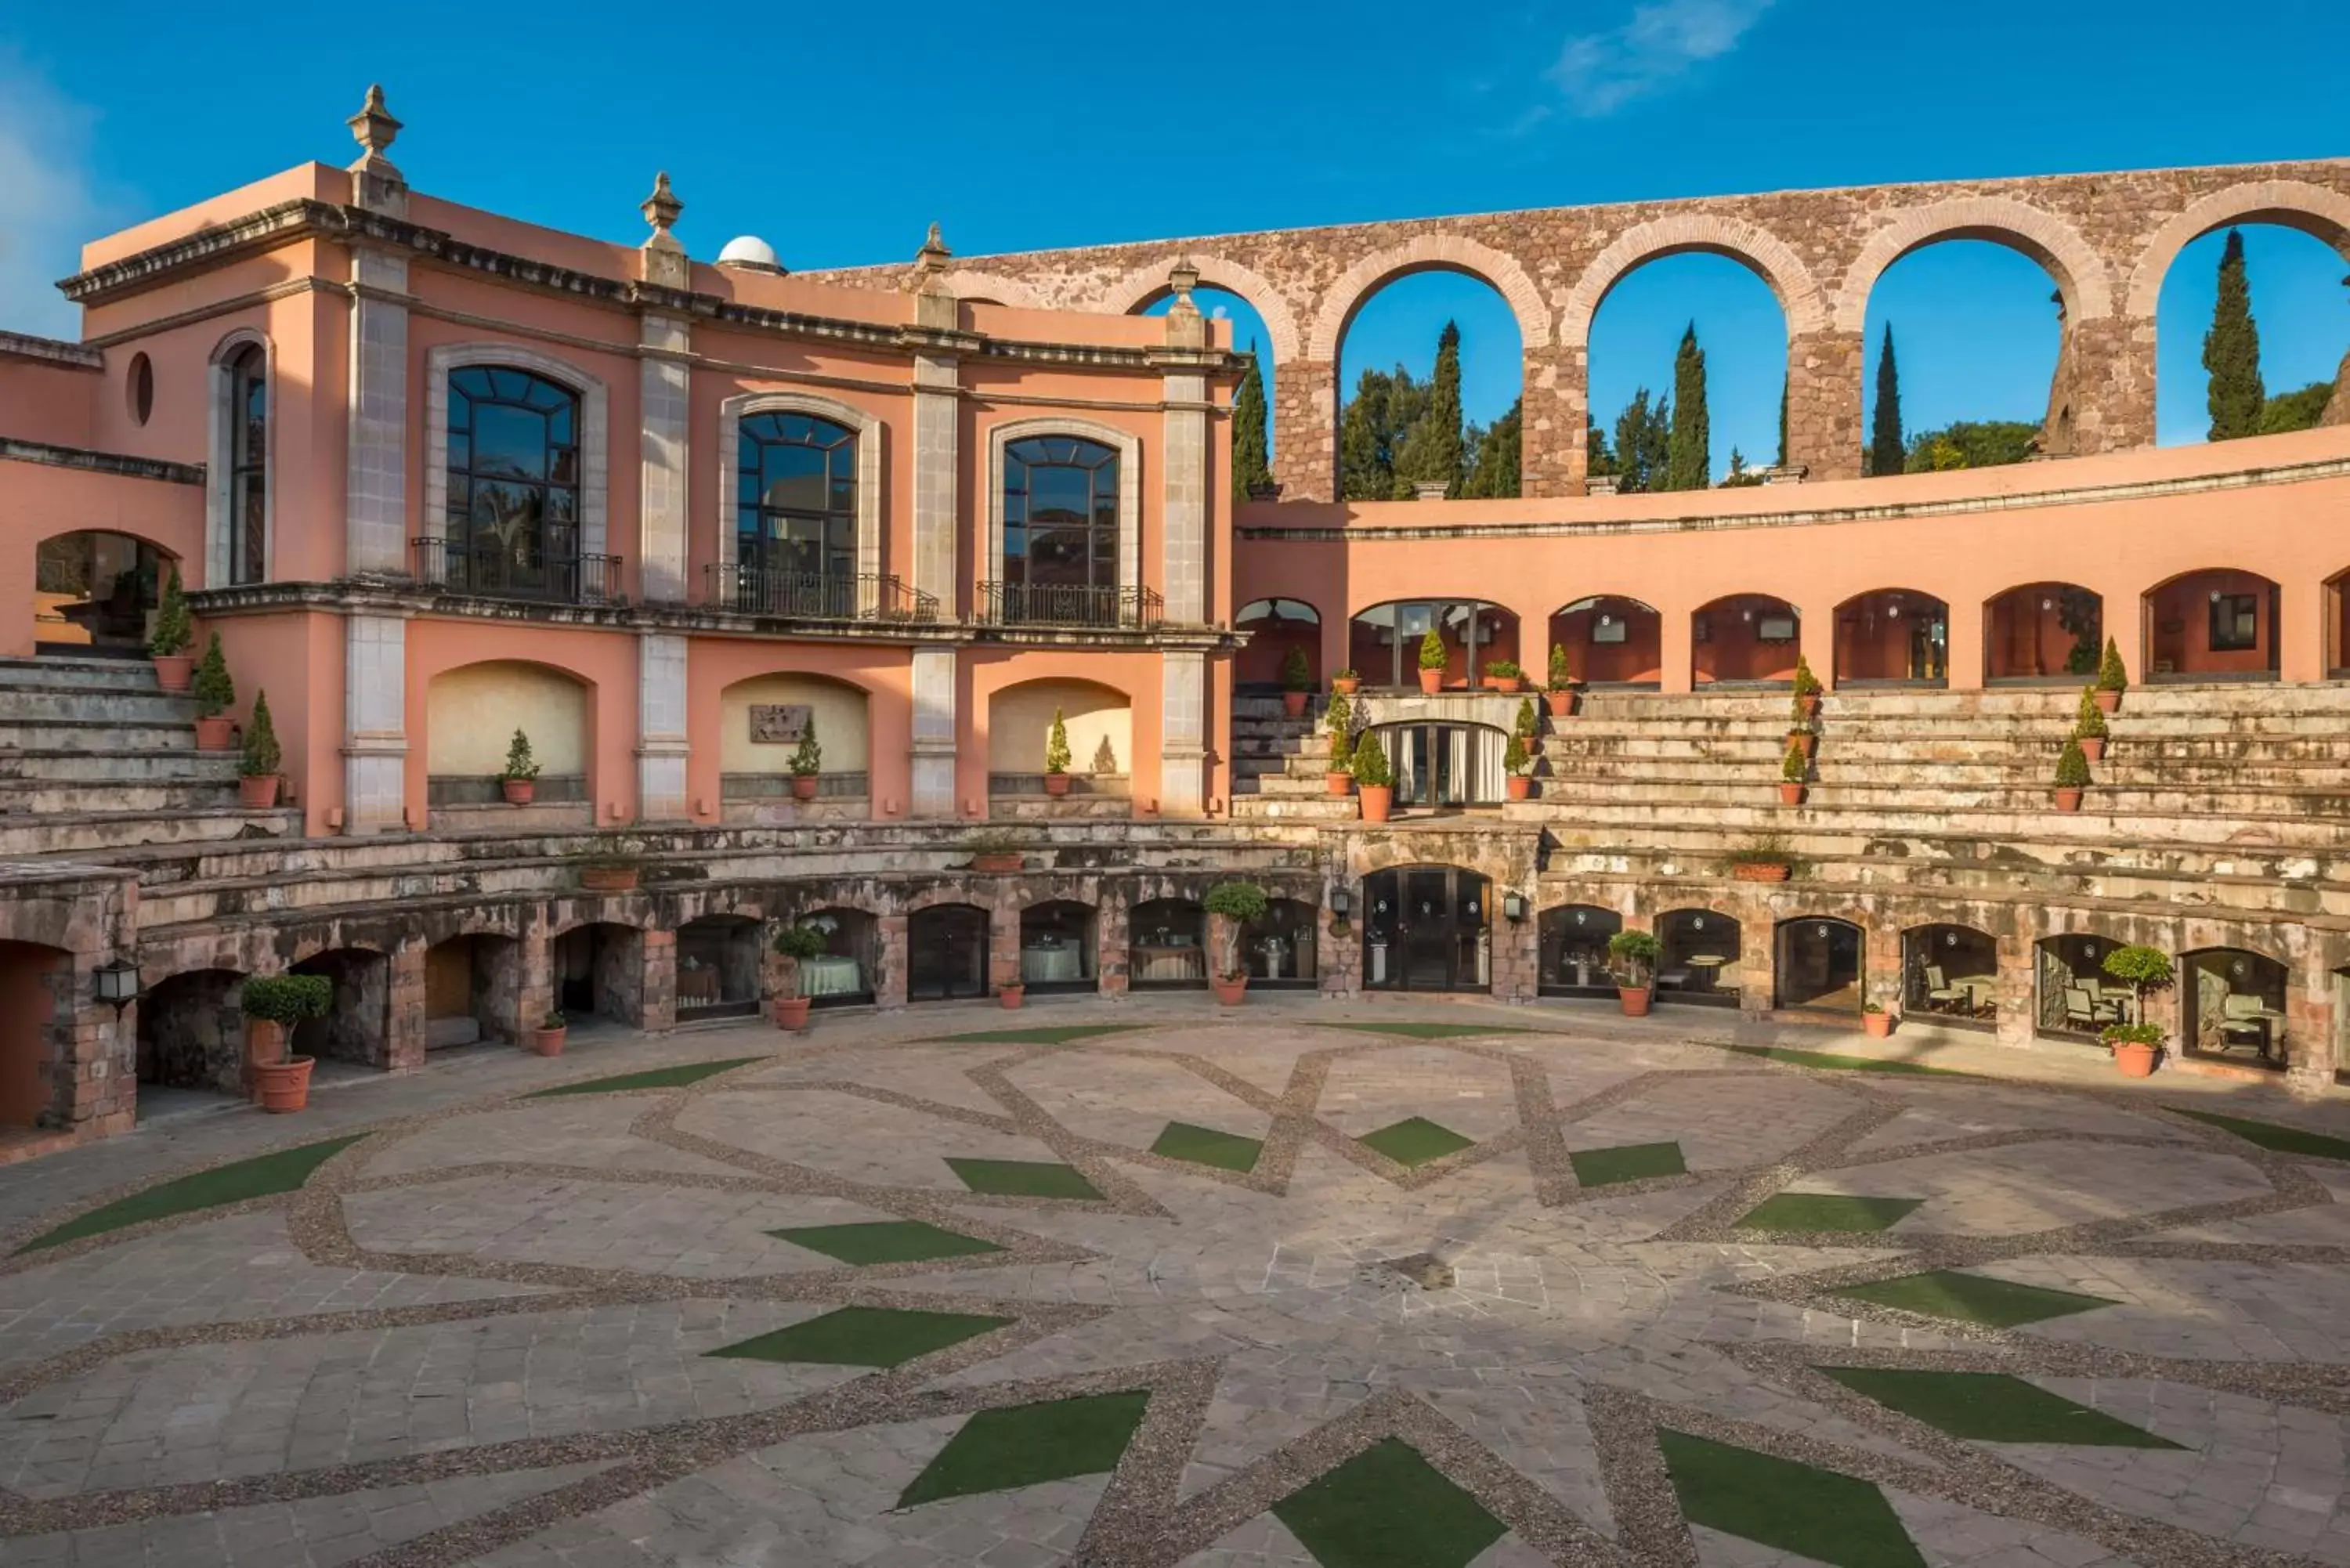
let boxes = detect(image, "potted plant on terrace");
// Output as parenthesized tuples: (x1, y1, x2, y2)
(1725, 833, 1796, 883)
(1785, 695, 1817, 760)
(148, 566, 194, 692)
(1483, 658, 1524, 693)
(1331, 667, 1361, 697)
(789, 714, 822, 801)
(528, 1009, 567, 1057)
(574, 832, 644, 892)
(2073, 685, 2109, 763)
(499, 728, 540, 805)
(238, 690, 282, 808)
(2052, 737, 2091, 812)
(1043, 707, 1073, 797)
(2093, 636, 2128, 714)
(772, 923, 829, 1029)
(1502, 733, 1535, 800)
(998, 974, 1026, 1010)
(1322, 690, 1354, 796)
(966, 829, 1024, 874)
(191, 633, 237, 751)
(1791, 654, 1824, 719)
(1546, 643, 1579, 718)
(1203, 880, 1269, 1006)
(1280, 646, 1314, 717)
(1607, 929, 1663, 1017)
(1778, 738, 1809, 807)
(1861, 1001, 1896, 1039)
(2099, 943, 2174, 1077)
(238, 972, 330, 1112)
(1352, 730, 1394, 824)
(1416, 628, 1447, 695)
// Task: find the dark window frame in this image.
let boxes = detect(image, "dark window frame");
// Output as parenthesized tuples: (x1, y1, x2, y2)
(228, 345, 268, 584)
(446, 365, 584, 569)
(2209, 593, 2260, 652)
(1004, 435, 1121, 593)
(738, 411, 859, 587)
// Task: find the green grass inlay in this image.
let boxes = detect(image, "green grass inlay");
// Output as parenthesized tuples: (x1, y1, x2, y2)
(1728, 1044, 1965, 1076)
(20, 1135, 368, 1253)
(898, 1390, 1149, 1507)
(1818, 1367, 2181, 1447)
(923, 1026, 1148, 1045)
(1311, 1022, 1542, 1039)
(525, 1056, 765, 1097)
(1658, 1429, 1925, 1568)
(1357, 1117, 1475, 1167)
(1569, 1140, 1687, 1187)
(708, 1305, 1011, 1368)
(1831, 1269, 2117, 1328)
(945, 1157, 1105, 1200)
(2171, 1107, 2350, 1162)
(1735, 1192, 1922, 1233)
(768, 1219, 1006, 1266)
(1151, 1121, 1264, 1172)
(1271, 1436, 1508, 1568)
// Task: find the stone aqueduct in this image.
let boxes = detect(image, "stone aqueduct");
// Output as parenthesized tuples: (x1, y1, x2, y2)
(808, 159, 2350, 500)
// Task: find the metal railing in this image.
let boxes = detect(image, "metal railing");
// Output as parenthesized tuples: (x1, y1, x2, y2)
(703, 565, 937, 623)
(978, 581, 1162, 630)
(411, 531, 622, 606)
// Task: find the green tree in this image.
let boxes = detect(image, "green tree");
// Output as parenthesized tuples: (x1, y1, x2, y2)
(1902, 420, 2040, 472)
(1776, 377, 1788, 468)
(1393, 320, 1466, 493)
(1230, 342, 1273, 503)
(1611, 390, 1671, 493)
(2261, 380, 2334, 433)
(1586, 414, 1617, 477)
(1665, 322, 1709, 491)
(2204, 228, 2266, 441)
(1339, 369, 1395, 500)
(1868, 324, 1904, 477)
(1461, 399, 1522, 497)
(1719, 448, 1765, 487)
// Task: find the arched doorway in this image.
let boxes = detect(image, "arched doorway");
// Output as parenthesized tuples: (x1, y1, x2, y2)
(2181, 948, 2289, 1071)
(1363, 721, 1508, 810)
(34, 532, 170, 656)
(1548, 597, 1662, 688)
(1775, 917, 1864, 1013)
(1019, 901, 1097, 993)
(1362, 866, 1491, 992)
(552, 923, 642, 1026)
(2034, 933, 2134, 1042)
(0, 942, 67, 1126)
(1657, 910, 1741, 1008)
(1128, 898, 1207, 988)
(909, 904, 989, 1002)
(1235, 599, 1322, 694)
(1240, 898, 1319, 988)
(291, 948, 390, 1067)
(1902, 925, 1998, 1028)
(800, 908, 879, 1007)
(2144, 569, 2280, 681)
(1539, 903, 1622, 998)
(676, 916, 764, 1021)
(1834, 591, 1947, 685)
(1691, 596, 1800, 686)
(1347, 600, 1520, 691)
(1985, 583, 2103, 682)
(136, 969, 248, 1093)
(422, 935, 520, 1049)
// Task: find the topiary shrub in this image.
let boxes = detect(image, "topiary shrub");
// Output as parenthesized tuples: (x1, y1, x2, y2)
(192, 634, 235, 718)
(240, 690, 281, 779)
(1417, 628, 1447, 671)
(1781, 739, 1809, 783)
(1502, 734, 1531, 776)
(2095, 636, 2128, 693)
(1044, 708, 1072, 775)
(1791, 654, 1823, 698)
(2073, 686, 2108, 740)
(1513, 696, 1538, 738)
(500, 728, 540, 783)
(773, 923, 829, 959)
(1279, 645, 1313, 692)
(2054, 738, 2091, 789)
(1350, 729, 1393, 788)
(240, 972, 332, 1024)
(1547, 643, 1574, 691)
(789, 714, 822, 777)
(148, 567, 193, 657)
(1607, 929, 1664, 986)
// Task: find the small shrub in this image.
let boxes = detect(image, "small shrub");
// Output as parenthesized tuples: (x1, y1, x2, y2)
(963, 828, 1021, 857)
(192, 634, 235, 717)
(1350, 730, 1393, 788)
(240, 691, 281, 779)
(789, 714, 822, 777)
(2095, 636, 2128, 693)
(772, 924, 830, 959)
(1723, 833, 1795, 869)
(2053, 738, 2091, 789)
(1332, 667, 1358, 684)
(1502, 734, 1531, 775)
(1862, 1002, 1885, 1016)
(2100, 944, 2174, 995)
(1547, 643, 1574, 690)
(1791, 654, 1823, 698)
(148, 567, 193, 657)
(240, 972, 331, 1024)
(540, 1010, 567, 1030)
(1044, 708, 1072, 775)
(1417, 628, 1447, 671)
(1781, 739, 1809, 783)
(500, 728, 540, 783)
(1484, 659, 1522, 681)
(1279, 645, 1313, 692)
(2100, 1021, 2163, 1048)
(1788, 690, 1815, 728)
(1607, 929, 1664, 985)
(1203, 881, 1269, 977)
(2073, 686, 2108, 739)
(1513, 696, 1538, 738)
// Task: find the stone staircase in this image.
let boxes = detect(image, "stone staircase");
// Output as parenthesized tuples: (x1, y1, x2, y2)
(1230, 696, 1357, 821)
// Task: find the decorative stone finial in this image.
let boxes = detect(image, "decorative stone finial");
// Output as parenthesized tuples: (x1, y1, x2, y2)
(348, 85, 402, 165)
(641, 172, 682, 240)
(1169, 256, 1201, 305)
(916, 222, 952, 269)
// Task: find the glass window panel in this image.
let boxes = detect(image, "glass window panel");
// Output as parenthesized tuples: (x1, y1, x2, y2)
(548, 405, 573, 443)
(490, 368, 531, 402)
(544, 487, 577, 524)
(448, 434, 469, 472)
(469, 404, 547, 480)
(550, 446, 578, 487)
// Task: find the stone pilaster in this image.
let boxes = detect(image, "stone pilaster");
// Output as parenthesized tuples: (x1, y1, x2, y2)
(638, 315, 692, 602)
(1159, 652, 1207, 818)
(1784, 327, 1865, 483)
(2070, 313, 2154, 456)
(909, 647, 957, 818)
(387, 940, 428, 1071)
(876, 913, 909, 1009)
(342, 612, 407, 834)
(912, 353, 960, 605)
(344, 249, 410, 574)
(639, 928, 677, 1034)
(1161, 370, 1209, 623)
(1273, 359, 1336, 503)
(637, 633, 690, 822)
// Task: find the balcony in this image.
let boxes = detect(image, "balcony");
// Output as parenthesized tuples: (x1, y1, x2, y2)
(703, 565, 938, 623)
(978, 581, 1164, 630)
(411, 529, 621, 606)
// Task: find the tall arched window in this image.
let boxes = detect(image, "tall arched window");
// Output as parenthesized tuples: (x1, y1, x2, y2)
(737, 412, 859, 615)
(446, 367, 585, 602)
(227, 345, 267, 583)
(1003, 435, 1119, 620)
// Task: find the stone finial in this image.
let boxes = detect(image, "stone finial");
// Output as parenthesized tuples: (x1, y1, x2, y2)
(914, 222, 952, 273)
(348, 85, 402, 167)
(1169, 256, 1201, 308)
(641, 172, 683, 240)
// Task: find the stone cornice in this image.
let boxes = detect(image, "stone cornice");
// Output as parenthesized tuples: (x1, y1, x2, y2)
(0, 436, 204, 486)
(0, 330, 103, 370)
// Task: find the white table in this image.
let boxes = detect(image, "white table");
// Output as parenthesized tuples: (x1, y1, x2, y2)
(1687, 954, 1731, 990)
(798, 955, 863, 997)
(1022, 945, 1086, 984)
(1133, 945, 1204, 983)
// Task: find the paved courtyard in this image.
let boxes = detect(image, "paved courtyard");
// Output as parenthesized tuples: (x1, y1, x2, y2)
(5, 1006, 2350, 1567)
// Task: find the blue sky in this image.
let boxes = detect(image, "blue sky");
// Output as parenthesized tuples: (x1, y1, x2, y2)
(3, 1, 2343, 467)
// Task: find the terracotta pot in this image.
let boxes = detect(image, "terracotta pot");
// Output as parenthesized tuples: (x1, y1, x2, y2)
(1043, 772, 1072, 797)
(772, 995, 812, 1031)
(243, 1017, 286, 1097)
(790, 774, 819, 801)
(1358, 783, 1394, 824)
(1732, 862, 1791, 882)
(1212, 974, 1248, 1006)
(1325, 771, 1353, 797)
(2053, 787, 2084, 812)
(1331, 677, 1360, 695)
(2111, 1040, 2159, 1078)
(193, 715, 236, 751)
(254, 1056, 314, 1113)
(2077, 736, 2106, 763)
(1787, 731, 1817, 758)
(501, 779, 535, 805)
(1416, 668, 1444, 695)
(526, 1026, 566, 1057)
(1545, 690, 1578, 717)
(2093, 688, 2122, 714)
(578, 865, 638, 892)
(1505, 775, 1534, 800)
(1618, 986, 1653, 1017)
(1863, 1012, 1894, 1039)
(238, 773, 280, 809)
(152, 654, 193, 692)
(1488, 675, 1523, 692)
(1282, 691, 1311, 718)
(1778, 782, 1806, 806)
(1795, 693, 1821, 718)
(999, 985, 1025, 1010)
(971, 852, 1024, 873)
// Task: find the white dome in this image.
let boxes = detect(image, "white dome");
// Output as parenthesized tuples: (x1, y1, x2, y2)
(716, 235, 780, 269)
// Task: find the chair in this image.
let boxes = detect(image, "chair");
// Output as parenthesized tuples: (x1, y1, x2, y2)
(2064, 985, 2102, 1031)
(1925, 964, 1964, 1010)
(2219, 993, 2269, 1057)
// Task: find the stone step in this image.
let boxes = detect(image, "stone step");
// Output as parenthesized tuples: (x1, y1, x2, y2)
(0, 688, 197, 724)
(0, 654, 166, 692)
(1227, 794, 1360, 822)
(1513, 797, 2349, 850)
(1534, 753, 2350, 790)
(0, 778, 247, 815)
(1235, 772, 1350, 798)
(0, 749, 242, 783)
(1524, 774, 2350, 817)
(0, 807, 300, 858)
(0, 717, 201, 752)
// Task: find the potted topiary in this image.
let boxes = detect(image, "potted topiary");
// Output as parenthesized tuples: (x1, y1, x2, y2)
(2052, 737, 2091, 812)
(2093, 636, 2128, 714)
(1322, 690, 1354, 795)
(1545, 643, 1579, 717)
(238, 972, 330, 1111)
(1862, 1002, 1895, 1039)
(966, 829, 1024, 874)
(999, 977, 1026, 1010)
(1331, 667, 1361, 697)
(1502, 733, 1535, 800)
(499, 728, 540, 805)
(1043, 707, 1073, 797)
(1778, 738, 1809, 806)
(789, 714, 822, 801)
(1416, 628, 1447, 695)
(2099, 944, 2173, 1077)
(573, 832, 643, 892)
(1280, 646, 1314, 717)
(1786, 696, 1817, 759)
(1607, 929, 1664, 1017)
(149, 565, 194, 691)
(1352, 729, 1394, 823)
(2073, 685, 2109, 763)
(191, 633, 237, 750)
(1725, 833, 1795, 883)
(238, 690, 282, 808)
(1483, 658, 1524, 693)
(528, 1009, 567, 1057)
(772, 923, 829, 1029)
(1791, 654, 1824, 718)
(1203, 880, 1270, 1006)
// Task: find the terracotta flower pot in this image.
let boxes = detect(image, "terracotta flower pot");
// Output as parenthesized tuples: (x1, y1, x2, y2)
(578, 865, 638, 892)
(1488, 675, 1523, 692)
(1417, 669, 1444, 695)
(501, 779, 535, 805)
(2111, 1040, 2159, 1078)
(526, 1026, 566, 1057)
(1786, 731, 1817, 758)
(2053, 787, 2084, 812)
(1325, 771, 1353, 797)
(772, 995, 812, 1031)
(999, 985, 1025, 1010)
(243, 1017, 286, 1097)
(1863, 1011, 1894, 1039)
(238, 773, 280, 808)
(1778, 782, 1806, 807)
(193, 715, 236, 751)
(1504, 775, 1534, 800)
(1618, 985, 1653, 1017)
(152, 654, 193, 692)
(1358, 783, 1394, 824)
(971, 852, 1024, 873)
(1732, 862, 1791, 882)
(1795, 693, 1821, 718)
(1282, 691, 1311, 718)
(1212, 974, 1248, 1006)
(1545, 690, 1578, 717)
(2077, 736, 2106, 763)
(790, 774, 819, 801)
(2093, 688, 2122, 714)
(1331, 677, 1360, 696)
(1043, 772, 1072, 797)
(254, 1056, 314, 1113)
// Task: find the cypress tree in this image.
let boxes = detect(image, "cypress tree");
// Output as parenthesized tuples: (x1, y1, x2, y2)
(1462, 399, 1522, 497)
(1586, 414, 1617, 478)
(1339, 369, 1394, 500)
(1612, 390, 1654, 493)
(1665, 322, 1710, 490)
(1868, 323, 1904, 477)
(1230, 342, 1272, 503)
(2204, 228, 2266, 441)
(1394, 321, 1466, 493)
(1776, 377, 1788, 468)
(1641, 396, 1672, 490)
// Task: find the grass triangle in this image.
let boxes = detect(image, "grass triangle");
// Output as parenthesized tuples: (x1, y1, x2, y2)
(526, 1056, 764, 1097)
(21, 1135, 368, 1253)
(1271, 1437, 1507, 1568)
(1659, 1429, 1925, 1568)
(709, 1306, 1010, 1368)
(897, 1390, 1148, 1507)
(1832, 1269, 2116, 1328)
(1818, 1367, 2181, 1447)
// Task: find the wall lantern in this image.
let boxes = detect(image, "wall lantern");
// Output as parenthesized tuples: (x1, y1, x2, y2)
(1502, 891, 1528, 922)
(92, 959, 141, 1013)
(1329, 889, 1351, 919)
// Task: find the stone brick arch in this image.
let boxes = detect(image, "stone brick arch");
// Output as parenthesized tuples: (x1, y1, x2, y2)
(1305, 233, 1552, 361)
(942, 269, 1049, 309)
(1560, 215, 1828, 345)
(1101, 254, 1303, 366)
(1833, 197, 2114, 333)
(2124, 179, 2350, 317)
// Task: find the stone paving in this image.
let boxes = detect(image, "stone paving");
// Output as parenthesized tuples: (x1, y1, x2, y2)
(3, 1004, 2350, 1566)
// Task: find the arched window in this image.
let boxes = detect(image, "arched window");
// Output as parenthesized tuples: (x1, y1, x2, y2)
(737, 413, 859, 614)
(445, 367, 586, 602)
(227, 346, 267, 583)
(1003, 435, 1120, 616)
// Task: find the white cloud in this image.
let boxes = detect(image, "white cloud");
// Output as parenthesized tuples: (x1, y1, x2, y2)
(1546, 0, 1777, 117)
(0, 51, 118, 340)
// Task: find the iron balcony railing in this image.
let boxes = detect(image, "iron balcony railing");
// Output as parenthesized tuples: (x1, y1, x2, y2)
(978, 580, 1163, 630)
(411, 530, 621, 606)
(703, 565, 938, 623)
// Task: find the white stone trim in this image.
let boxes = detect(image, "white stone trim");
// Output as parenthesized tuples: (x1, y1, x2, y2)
(636, 632, 690, 821)
(205, 327, 274, 587)
(716, 389, 884, 607)
(342, 612, 407, 834)
(424, 341, 610, 559)
(638, 316, 692, 604)
(985, 416, 1143, 603)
